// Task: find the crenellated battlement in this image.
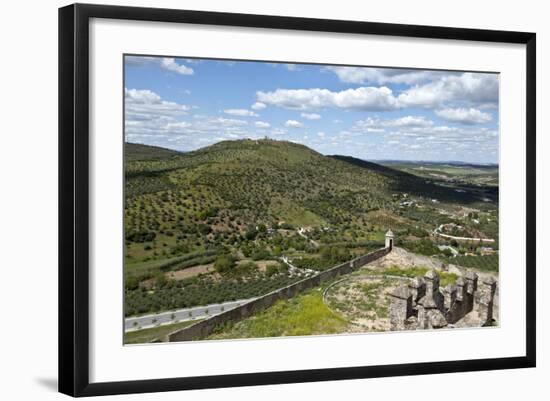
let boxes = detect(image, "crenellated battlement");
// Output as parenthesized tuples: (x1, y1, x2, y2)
(389, 269, 497, 331)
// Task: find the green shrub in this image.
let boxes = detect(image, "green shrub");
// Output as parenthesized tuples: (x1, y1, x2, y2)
(251, 248, 270, 261)
(125, 230, 156, 243)
(214, 254, 236, 273)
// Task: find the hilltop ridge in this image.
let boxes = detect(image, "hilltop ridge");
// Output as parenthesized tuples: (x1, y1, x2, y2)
(125, 142, 182, 161)
(123, 138, 499, 319)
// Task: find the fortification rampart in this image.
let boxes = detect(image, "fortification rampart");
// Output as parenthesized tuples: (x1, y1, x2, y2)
(389, 269, 497, 330)
(163, 246, 391, 342)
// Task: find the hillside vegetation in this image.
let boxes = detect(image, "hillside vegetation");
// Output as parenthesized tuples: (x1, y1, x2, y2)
(125, 142, 182, 161)
(124, 139, 498, 317)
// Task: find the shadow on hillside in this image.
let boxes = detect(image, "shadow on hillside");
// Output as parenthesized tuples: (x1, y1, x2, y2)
(330, 155, 498, 205)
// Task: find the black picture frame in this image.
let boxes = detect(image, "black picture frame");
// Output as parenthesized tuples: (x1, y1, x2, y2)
(59, 3, 536, 397)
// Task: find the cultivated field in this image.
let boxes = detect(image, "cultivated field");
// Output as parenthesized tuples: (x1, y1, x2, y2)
(123, 140, 499, 342)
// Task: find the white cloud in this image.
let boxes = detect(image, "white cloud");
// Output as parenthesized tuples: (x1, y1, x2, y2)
(164, 121, 191, 130)
(256, 72, 498, 112)
(435, 107, 493, 125)
(325, 66, 442, 85)
(257, 87, 400, 111)
(267, 63, 300, 71)
(128, 115, 247, 136)
(285, 120, 304, 128)
(254, 121, 271, 128)
(347, 115, 498, 159)
(126, 56, 194, 75)
(300, 112, 321, 120)
(126, 112, 257, 150)
(126, 88, 162, 104)
(161, 58, 194, 75)
(353, 116, 434, 133)
(125, 88, 190, 120)
(124, 89, 254, 146)
(223, 109, 258, 117)
(251, 102, 266, 110)
(209, 117, 248, 127)
(398, 73, 499, 108)
(389, 116, 434, 128)
(317, 132, 326, 138)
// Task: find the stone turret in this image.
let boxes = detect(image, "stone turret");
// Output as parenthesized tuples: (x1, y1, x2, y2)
(385, 229, 395, 250)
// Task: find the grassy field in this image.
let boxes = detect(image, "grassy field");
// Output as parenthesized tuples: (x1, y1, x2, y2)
(206, 265, 460, 340)
(125, 249, 218, 286)
(380, 265, 458, 287)
(124, 320, 201, 344)
(452, 254, 499, 272)
(208, 289, 348, 339)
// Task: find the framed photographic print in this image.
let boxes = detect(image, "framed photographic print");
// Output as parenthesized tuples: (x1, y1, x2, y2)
(58, 3, 536, 397)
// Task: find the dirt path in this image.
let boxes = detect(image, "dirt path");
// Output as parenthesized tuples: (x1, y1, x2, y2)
(365, 246, 448, 271)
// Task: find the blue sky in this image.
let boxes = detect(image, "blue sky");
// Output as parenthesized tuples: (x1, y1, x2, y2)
(124, 55, 499, 163)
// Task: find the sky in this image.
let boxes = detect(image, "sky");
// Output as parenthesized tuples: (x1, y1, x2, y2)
(124, 55, 499, 163)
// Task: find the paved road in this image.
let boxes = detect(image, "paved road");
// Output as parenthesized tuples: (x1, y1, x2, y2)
(433, 225, 495, 243)
(125, 298, 255, 332)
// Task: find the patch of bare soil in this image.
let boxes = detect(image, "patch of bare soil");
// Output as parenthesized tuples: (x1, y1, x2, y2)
(166, 263, 214, 280)
(325, 247, 500, 331)
(243, 259, 279, 272)
(370, 247, 499, 285)
(324, 276, 408, 332)
(365, 246, 447, 272)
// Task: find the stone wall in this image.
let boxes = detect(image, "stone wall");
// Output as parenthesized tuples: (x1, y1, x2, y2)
(164, 246, 390, 342)
(389, 269, 497, 330)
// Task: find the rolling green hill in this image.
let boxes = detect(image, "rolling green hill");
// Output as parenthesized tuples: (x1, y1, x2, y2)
(125, 142, 182, 162)
(125, 139, 406, 248)
(123, 139, 498, 317)
(124, 139, 490, 256)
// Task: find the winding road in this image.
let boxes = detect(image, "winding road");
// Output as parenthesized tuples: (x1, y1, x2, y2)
(433, 224, 495, 243)
(125, 298, 256, 332)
